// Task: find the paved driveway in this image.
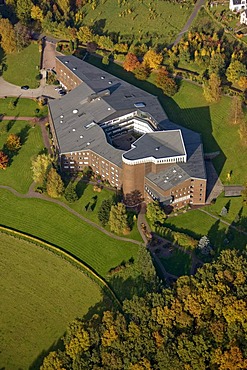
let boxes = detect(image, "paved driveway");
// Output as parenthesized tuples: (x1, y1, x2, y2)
(42, 40, 57, 70)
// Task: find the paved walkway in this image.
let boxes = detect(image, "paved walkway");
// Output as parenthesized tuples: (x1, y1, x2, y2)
(172, 0, 206, 46)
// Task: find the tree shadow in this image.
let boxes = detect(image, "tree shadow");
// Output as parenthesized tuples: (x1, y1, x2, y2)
(18, 124, 31, 145)
(7, 115, 19, 131)
(92, 18, 106, 35)
(0, 47, 7, 77)
(29, 337, 65, 370)
(76, 178, 88, 199)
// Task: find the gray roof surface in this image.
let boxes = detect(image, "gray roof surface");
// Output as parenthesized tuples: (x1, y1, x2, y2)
(123, 130, 185, 161)
(146, 164, 191, 191)
(50, 55, 206, 178)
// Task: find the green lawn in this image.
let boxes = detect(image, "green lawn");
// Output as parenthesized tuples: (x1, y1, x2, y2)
(0, 188, 139, 278)
(2, 43, 41, 88)
(160, 249, 191, 276)
(0, 97, 48, 117)
(66, 182, 143, 242)
(81, 0, 192, 46)
(0, 121, 44, 193)
(0, 232, 103, 370)
(165, 209, 247, 254)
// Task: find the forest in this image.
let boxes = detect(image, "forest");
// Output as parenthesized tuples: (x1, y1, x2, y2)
(41, 249, 247, 369)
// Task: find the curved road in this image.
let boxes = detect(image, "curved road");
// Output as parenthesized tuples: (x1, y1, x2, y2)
(172, 0, 206, 46)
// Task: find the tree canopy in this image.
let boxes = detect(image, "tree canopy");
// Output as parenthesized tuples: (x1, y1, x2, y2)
(41, 249, 247, 369)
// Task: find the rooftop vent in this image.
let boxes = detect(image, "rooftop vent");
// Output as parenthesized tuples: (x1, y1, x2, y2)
(65, 61, 69, 64)
(173, 169, 177, 173)
(101, 76, 105, 79)
(178, 175, 182, 178)
(60, 115, 64, 118)
(72, 128, 76, 132)
(86, 142, 90, 146)
(166, 176, 169, 180)
(72, 67, 77, 71)
(73, 109, 78, 114)
(108, 81, 112, 84)
(134, 102, 146, 108)
(108, 107, 111, 110)
(155, 147, 159, 151)
(85, 121, 96, 129)
(60, 120, 63, 123)
(80, 135, 83, 139)
(164, 180, 167, 183)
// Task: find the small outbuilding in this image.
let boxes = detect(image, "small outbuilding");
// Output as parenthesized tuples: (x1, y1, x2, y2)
(224, 185, 244, 197)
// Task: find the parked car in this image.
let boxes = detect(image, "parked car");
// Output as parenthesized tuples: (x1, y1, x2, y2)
(21, 85, 29, 90)
(59, 90, 66, 96)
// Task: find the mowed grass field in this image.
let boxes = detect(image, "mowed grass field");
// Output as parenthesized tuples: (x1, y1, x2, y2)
(0, 188, 139, 278)
(81, 0, 192, 45)
(0, 97, 47, 117)
(2, 43, 41, 88)
(0, 232, 103, 370)
(0, 121, 44, 193)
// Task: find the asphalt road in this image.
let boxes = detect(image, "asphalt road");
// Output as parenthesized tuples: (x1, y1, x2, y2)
(172, 0, 206, 46)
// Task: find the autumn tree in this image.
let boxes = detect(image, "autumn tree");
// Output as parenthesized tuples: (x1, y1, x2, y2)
(143, 49, 163, 70)
(155, 67, 178, 96)
(77, 26, 94, 44)
(203, 73, 221, 103)
(146, 200, 166, 227)
(123, 52, 140, 72)
(0, 151, 8, 169)
(133, 63, 150, 80)
(238, 76, 247, 90)
(0, 18, 17, 54)
(16, 0, 32, 24)
(230, 95, 244, 125)
(31, 5, 44, 22)
(46, 168, 64, 198)
(6, 133, 21, 152)
(64, 182, 78, 203)
(57, 0, 71, 18)
(226, 60, 247, 84)
(14, 22, 31, 52)
(31, 154, 52, 184)
(108, 202, 130, 234)
(208, 53, 225, 77)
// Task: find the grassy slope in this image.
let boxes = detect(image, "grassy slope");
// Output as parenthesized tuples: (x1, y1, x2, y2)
(0, 98, 47, 117)
(0, 188, 138, 277)
(0, 121, 44, 193)
(2, 43, 41, 88)
(0, 232, 103, 370)
(82, 0, 192, 45)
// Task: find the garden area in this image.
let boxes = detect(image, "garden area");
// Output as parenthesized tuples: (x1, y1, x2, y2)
(160, 249, 192, 277)
(1, 43, 41, 88)
(0, 232, 103, 370)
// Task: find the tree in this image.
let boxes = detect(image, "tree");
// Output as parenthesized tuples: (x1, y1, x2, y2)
(57, 0, 71, 18)
(31, 154, 52, 184)
(133, 63, 150, 80)
(197, 235, 212, 255)
(6, 133, 21, 152)
(64, 182, 78, 203)
(226, 60, 247, 84)
(143, 49, 163, 70)
(102, 54, 110, 66)
(123, 53, 140, 72)
(14, 22, 31, 51)
(203, 73, 221, 103)
(208, 53, 225, 77)
(16, 0, 32, 24)
(220, 206, 227, 217)
(77, 26, 94, 44)
(108, 203, 130, 234)
(146, 201, 166, 226)
(230, 96, 244, 125)
(98, 198, 114, 226)
(0, 18, 17, 54)
(156, 68, 178, 96)
(31, 5, 44, 22)
(238, 76, 247, 90)
(0, 151, 8, 169)
(46, 168, 64, 198)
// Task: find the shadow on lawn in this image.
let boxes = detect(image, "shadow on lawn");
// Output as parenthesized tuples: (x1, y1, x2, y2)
(29, 337, 65, 370)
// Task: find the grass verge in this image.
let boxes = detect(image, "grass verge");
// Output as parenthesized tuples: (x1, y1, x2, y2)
(0, 98, 47, 117)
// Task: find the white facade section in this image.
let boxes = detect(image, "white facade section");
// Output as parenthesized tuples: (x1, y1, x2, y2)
(122, 154, 187, 166)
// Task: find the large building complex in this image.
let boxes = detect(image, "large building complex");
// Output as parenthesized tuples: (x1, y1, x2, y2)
(49, 55, 207, 208)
